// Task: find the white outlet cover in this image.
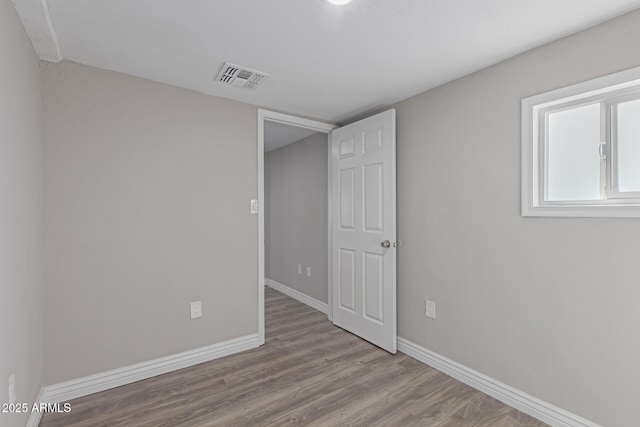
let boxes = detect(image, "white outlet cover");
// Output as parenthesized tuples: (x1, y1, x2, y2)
(297, 264, 302, 275)
(425, 300, 436, 319)
(190, 301, 202, 319)
(250, 199, 258, 214)
(306, 267, 311, 277)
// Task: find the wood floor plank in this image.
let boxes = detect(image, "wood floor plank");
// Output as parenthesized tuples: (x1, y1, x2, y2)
(40, 287, 548, 426)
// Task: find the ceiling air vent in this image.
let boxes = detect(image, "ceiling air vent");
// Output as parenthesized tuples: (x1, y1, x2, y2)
(215, 62, 269, 90)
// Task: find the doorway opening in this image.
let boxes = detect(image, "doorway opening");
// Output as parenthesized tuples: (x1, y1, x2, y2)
(258, 109, 397, 353)
(257, 110, 337, 344)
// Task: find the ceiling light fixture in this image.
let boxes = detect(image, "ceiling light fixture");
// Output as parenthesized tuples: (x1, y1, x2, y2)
(327, 0, 352, 5)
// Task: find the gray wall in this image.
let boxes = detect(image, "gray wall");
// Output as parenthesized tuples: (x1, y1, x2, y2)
(390, 9, 640, 427)
(42, 61, 258, 385)
(0, 1, 43, 426)
(265, 133, 328, 304)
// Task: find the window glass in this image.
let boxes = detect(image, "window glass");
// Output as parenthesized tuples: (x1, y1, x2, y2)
(547, 104, 601, 201)
(617, 99, 640, 193)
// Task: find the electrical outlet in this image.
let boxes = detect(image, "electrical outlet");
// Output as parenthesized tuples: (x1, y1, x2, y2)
(297, 264, 302, 275)
(250, 199, 258, 214)
(306, 267, 311, 277)
(190, 301, 202, 319)
(425, 300, 436, 319)
(8, 374, 16, 404)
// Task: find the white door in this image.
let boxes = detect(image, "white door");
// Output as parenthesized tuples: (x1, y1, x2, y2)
(331, 109, 396, 354)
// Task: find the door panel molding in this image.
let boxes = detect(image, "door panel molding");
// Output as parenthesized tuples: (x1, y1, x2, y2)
(330, 109, 397, 353)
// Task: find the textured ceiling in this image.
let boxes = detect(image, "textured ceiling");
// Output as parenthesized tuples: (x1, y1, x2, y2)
(14, 0, 640, 122)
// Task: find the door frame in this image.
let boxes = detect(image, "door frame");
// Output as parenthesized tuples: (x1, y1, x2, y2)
(257, 109, 338, 345)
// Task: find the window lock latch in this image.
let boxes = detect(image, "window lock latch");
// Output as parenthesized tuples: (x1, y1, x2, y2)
(599, 141, 607, 160)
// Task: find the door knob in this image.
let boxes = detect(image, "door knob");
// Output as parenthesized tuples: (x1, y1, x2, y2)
(380, 240, 391, 248)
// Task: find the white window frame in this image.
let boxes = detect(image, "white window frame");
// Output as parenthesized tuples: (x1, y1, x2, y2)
(522, 66, 640, 218)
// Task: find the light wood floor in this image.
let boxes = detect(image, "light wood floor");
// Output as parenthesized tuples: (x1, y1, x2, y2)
(41, 287, 547, 426)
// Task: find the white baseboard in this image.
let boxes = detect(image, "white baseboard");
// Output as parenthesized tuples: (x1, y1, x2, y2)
(266, 278, 328, 315)
(397, 337, 599, 427)
(26, 387, 44, 427)
(41, 334, 260, 404)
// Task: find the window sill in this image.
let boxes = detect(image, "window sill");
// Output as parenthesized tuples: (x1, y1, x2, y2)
(522, 203, 640, 218)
